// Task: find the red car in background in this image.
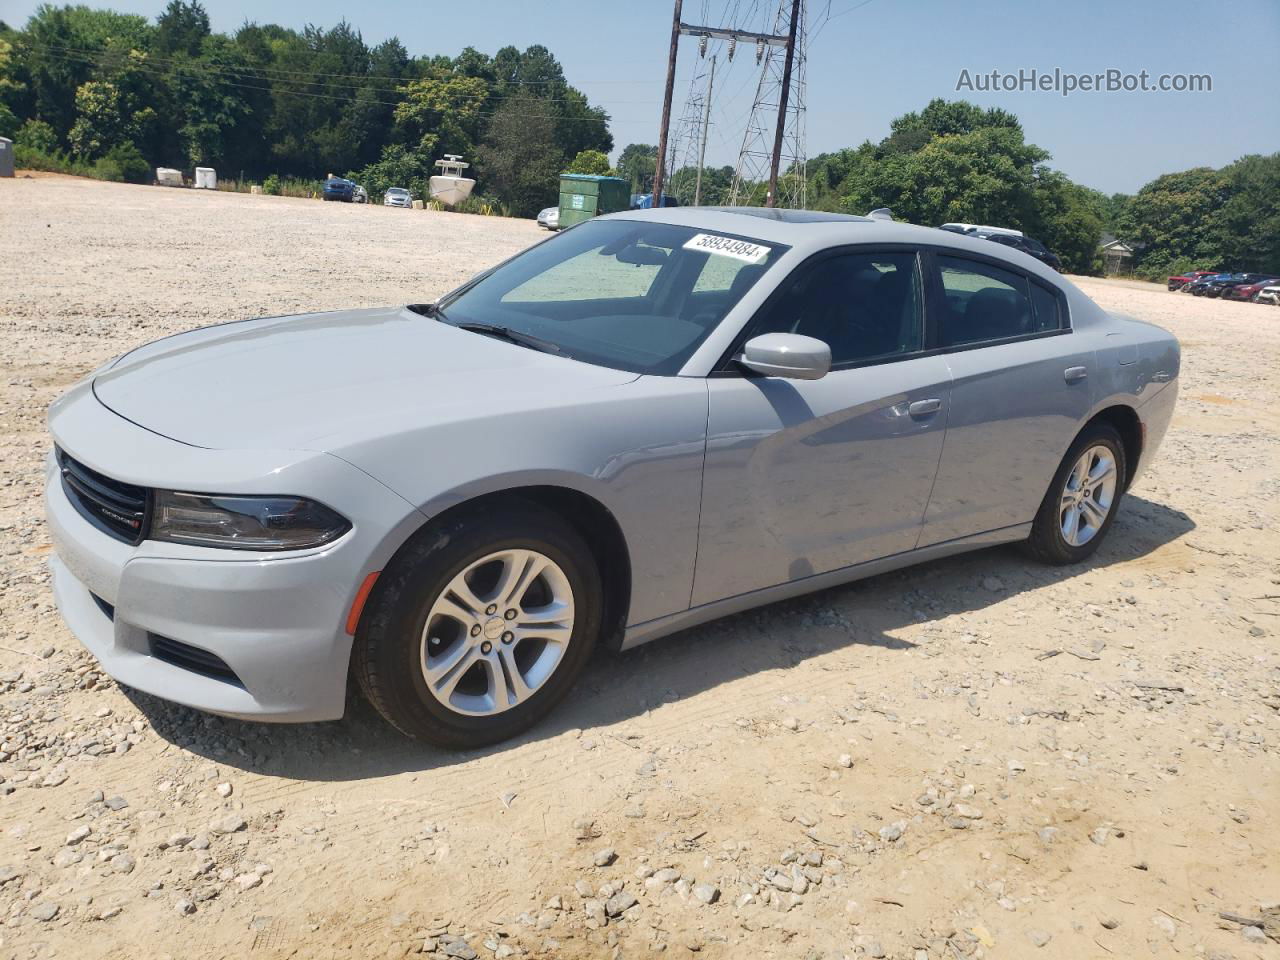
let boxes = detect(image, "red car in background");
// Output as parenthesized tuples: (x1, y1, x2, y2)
(1222, 276, 1280, 301)
(1167, 270, 1218, 291)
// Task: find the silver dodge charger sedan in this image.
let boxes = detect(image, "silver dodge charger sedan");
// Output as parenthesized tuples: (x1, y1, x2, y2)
(46, 208, 1180, 747)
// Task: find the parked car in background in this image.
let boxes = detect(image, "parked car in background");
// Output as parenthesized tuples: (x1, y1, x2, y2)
(1221, 275, 1280, 301)
(353, 185, 368, 204)
(630, 193, 681, 210)
(45, 208, 1179, 747)
(1167, 269, 1217, 291)
(1256, 283, 1280, 305)
(980, 232, 1063, 272)
(323, 176, 356, 202)
(536, 206, 560, 230)
(939, 222, 1023, 238)
(1185, 273, 1235, 296)
(384, 187, 413, 208)
(1202, 273, 1269, 298)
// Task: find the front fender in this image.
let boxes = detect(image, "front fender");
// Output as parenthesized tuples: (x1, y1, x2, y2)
(339, 377, 710, 625)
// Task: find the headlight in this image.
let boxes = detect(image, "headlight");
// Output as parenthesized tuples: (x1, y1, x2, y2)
(151, 491, 351, 550)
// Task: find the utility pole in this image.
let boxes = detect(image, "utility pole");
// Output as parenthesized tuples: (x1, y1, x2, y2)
(765, 0, 802, 208)
(652, 0, 683, 207)
(693, 54, 716, 206)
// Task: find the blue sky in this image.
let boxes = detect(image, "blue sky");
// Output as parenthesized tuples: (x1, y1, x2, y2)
(7, 0, 1278, 193)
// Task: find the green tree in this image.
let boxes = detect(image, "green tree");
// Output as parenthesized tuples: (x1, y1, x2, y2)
(890, 98, 1022, 138)
(0, 35, 23, 137)
(68, 80, 128, 157)
(1115, 167, 1225, 271)
(393, 74, 489, 163)
(616, 143, 656, 193)
(1029, 170, 1104, 274)
(1212, 153, 1280, 273)
(840, 126, 1049, 227)
(566, 148, 609, 175)
(154, 0, 209, 56)
(475, 96, 563, 217)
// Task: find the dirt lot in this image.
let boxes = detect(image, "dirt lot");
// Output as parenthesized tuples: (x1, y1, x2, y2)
(2, 176, 1278, 960)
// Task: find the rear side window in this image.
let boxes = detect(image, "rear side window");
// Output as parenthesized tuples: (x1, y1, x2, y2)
(936, 255, 1036, 347)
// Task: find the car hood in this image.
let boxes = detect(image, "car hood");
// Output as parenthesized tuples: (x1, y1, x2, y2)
(93, 306, 639, 451)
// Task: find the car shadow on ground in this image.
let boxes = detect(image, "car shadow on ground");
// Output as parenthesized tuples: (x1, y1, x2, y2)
(128, 494, 1194, 782)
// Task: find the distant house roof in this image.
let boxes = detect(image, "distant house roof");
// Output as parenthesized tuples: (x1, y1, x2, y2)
(1100, 238, 1134, 254)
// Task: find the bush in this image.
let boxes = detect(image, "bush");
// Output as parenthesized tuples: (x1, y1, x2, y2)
(95, 143, 150, 183)
(262, 173, 281, 195)
(16, 119, 58, 154)
(13, 144, 93, 177)
(15, 140, 150, 185)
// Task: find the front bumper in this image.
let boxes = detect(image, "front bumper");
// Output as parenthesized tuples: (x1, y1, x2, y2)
(45, 383, 425, 721)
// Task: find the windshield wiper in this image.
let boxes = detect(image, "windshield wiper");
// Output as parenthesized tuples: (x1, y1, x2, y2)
(410, 303, 562, 356)
(451, 321, 563, 356)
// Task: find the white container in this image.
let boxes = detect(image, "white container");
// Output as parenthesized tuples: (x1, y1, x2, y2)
(156, 167, 183, 187)
(194, 167, 217, 190)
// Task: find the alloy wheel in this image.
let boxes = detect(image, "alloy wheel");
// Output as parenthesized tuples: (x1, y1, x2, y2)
(1059, 444, 1118, 547)
(419, 549, 574, 716)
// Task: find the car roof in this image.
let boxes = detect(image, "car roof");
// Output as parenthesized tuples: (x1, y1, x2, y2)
(603, 206, 1065, 284)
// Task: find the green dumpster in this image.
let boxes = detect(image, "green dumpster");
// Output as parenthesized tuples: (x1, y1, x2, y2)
(558, 174, 629, 229)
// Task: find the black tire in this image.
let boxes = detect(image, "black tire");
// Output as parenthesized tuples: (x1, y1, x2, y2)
(353, 501, 602, 748)
(1024, 422, 1127, 565)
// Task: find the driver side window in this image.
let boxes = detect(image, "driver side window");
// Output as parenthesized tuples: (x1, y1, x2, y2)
(748, 251, 924, 366)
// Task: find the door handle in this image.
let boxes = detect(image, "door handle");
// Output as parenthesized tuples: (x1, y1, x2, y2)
(1064, 366, 1088, 384)
(908, 398, 942, 417)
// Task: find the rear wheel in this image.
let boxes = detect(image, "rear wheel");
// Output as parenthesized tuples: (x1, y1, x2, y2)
(1025, 423, 1127, 565)
(353, 502, 602, 748)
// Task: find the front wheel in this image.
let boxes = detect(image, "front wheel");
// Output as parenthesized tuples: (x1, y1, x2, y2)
(353, 503, 603, 748)
(1025, 423, 1127, 565)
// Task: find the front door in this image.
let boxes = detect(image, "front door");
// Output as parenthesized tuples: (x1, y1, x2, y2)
(693, 248, 951, 607)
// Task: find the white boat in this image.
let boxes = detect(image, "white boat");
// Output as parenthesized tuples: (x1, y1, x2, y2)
(428, 155, 475, 206)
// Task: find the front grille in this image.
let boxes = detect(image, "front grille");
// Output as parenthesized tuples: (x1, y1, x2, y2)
(149, 634, 243, 686)
(57, 449, 150, 544)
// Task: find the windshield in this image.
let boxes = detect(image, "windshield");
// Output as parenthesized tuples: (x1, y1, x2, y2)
(439, 219, 784, 374)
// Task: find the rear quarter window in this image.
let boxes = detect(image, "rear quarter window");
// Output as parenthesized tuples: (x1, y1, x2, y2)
(1028, 281, 1066, 332)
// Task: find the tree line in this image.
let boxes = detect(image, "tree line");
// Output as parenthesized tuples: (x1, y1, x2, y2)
(0, 1, 612, 215)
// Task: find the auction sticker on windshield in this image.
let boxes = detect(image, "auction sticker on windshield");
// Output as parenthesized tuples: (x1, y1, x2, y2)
(683, 233, 770, 264)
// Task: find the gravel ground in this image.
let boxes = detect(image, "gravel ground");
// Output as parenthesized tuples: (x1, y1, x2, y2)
(2, 175, 1278, 960)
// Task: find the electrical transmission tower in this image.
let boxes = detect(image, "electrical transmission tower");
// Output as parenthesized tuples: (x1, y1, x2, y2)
(666, 53, 712, 205)
(652, 0, 805, 209)
(728, 0, 807, 208)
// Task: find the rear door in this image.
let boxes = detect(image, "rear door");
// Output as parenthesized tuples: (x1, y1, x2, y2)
(917, 252, 1093, 546)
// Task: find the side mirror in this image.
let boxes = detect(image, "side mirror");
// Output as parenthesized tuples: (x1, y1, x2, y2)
(738, 333, 831, 380)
